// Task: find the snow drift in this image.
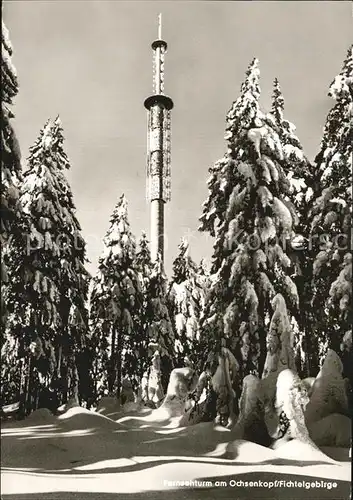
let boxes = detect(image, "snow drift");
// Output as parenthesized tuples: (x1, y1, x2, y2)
(1, 403, 350, 499)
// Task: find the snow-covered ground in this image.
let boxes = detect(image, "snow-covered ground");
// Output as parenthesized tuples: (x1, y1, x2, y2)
(1, 404, 351, 500)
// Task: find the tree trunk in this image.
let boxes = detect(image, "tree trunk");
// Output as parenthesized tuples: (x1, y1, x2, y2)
(71, 363, 79, 403)
(19, 357, 27, 418)
(57, 345, 62, 377)
(33, 371, 40, 412)
(109, 328, 117, 394)
(116, 331, 122, 399)
(24, 354, 34, 416)
(303, 329, 311, 378)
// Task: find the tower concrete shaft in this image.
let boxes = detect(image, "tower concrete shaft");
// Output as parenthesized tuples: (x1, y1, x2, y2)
(150, 198, 164, 263)
(144, 14, 173, 264)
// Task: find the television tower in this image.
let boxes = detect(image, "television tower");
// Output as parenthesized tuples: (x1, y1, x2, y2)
(144, 14, 173, 264)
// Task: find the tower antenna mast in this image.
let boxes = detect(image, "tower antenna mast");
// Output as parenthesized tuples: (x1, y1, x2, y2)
(144, 14, 174, 264)
(158, 12, 162, 39)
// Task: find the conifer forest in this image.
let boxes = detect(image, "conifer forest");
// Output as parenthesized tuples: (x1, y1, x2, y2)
(1, 4, 352, 499)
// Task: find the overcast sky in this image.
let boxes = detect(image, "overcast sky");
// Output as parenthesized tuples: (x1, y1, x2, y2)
(4, 1, 352, 276)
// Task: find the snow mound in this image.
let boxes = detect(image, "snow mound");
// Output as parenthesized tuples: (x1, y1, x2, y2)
(122, 401, 144, 413)
(96, 396, 122, 414)
(97, 396, 147, 419)
(57, 397, 80, 414)
(264, 408, 279, 436)
(305, 349, 348, 425)
(179, 420, 221, 438)
(1, 401, 350, 497)
(179, 399, 208, 427)
(165, 367, 199, 398)
(25, 408, 55, 423)
(273, 438, 339, 465)
(155, 367, 198, 420)
(57, 406, 121, 431)
(224, 439, 276, 462)
(302, 377, 316, 397)
(308, 414, 352, 447)
(231, 374, 273, 446)
(1, 401, 20, 415)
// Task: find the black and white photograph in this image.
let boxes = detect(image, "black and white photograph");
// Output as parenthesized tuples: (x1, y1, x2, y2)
(1, 1, 352, 499)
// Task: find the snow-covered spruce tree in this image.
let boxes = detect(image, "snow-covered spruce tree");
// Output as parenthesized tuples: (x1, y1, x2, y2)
(1, 20, 23, 325)
(199, 59, 300, 383)
(133, 231, 154, 390)
(271, 78, 313, 210)
(136, 231, 152, 278)
(309, 46, 352, 365)
(167, 238, 208, 367)
(329, 253, 352, 338)
(145, 254, 175, 392)
(271, 79, 317, 376)
(6, 118, 90, 414)
(89, 195, 143, 401)
(0, 20, 26, 408)
(135, 231, 153, 313)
